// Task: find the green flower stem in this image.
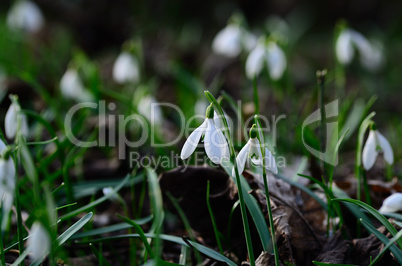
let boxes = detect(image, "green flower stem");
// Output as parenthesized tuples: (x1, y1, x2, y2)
(317, 70, 327, 181)
(206, 181, 224, 254)
(254, 115, 280, 266)
(0, 206, 5, 266)
(205, 91, 255, 266)
(14, 184, 24, 266)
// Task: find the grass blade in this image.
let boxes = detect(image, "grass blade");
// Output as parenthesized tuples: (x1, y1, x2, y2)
(71, 216, 152, 239)
(57, 212, 93, 246)
(333, 198, 402, 249)
(370, 226, 402, 265)
(117, 214, 155, 258)
(59, 174, 132, 221)
(89, 243, 112, 266)
(77, 233, 237, 266)
(359, 219, 402, 265)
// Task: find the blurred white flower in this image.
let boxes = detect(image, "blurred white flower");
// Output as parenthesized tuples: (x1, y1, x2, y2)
(0, 139, 15, 230)
(60, 68, 93, 102)
(245, 39, 286, 80)
(113, 52, 140, 84)
(102, 187, 119, 202)
(27, 222, 51, 261)
(195, 99, 209, 119)
(5, 101, 29, 139)
(379, 193, 402, 213)
(336, 28, 384, 71)
(6, 0, 44, 33)
(362, 128, 393, 170)
(181, 105, 229, 164)
(137, 95, 163, 126)
(232, 127, 277, 177)
(212, 24, 257, 58)
(336, 29, 354, 65)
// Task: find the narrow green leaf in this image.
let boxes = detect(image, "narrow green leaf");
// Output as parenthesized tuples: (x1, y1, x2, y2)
(371, 226, 402, 265)
(59, 174, 132, 221)
(146, 167, 164, 259)
(77, 233, 237, 266)
(221, 160, 272, 252)
(117, 214, 155, 258)
(89, 243, 112, 266)
(333, 198, 402, 249)
(359, 219, 402, 265)
(71, 216, 152, 239)
(57, 212, 93, 246)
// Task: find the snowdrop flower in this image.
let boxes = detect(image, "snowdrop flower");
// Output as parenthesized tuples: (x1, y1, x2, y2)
(102, 187, 119, 202)
(181, 104, 230, 164)
(137, 95, 163, 126)
(113, 52, 140, 84)
(212, 23, 257, 58)
(379, 193, 402, 213)
(0, 140, 16, 230)
(245, 38, 286, 80)
(27, 222, 51, 261)
(60, 68, 93, 102)
(7, 0, 44, 33)
(336, 28, 383, 71)
(5, 100, 29, 139)
(233, 125, 277, 177)
(362, 125, 393, 170)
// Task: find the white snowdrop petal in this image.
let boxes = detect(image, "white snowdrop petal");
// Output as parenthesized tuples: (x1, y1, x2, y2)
(245, 44, 265, 79)
(362, 130, 378, 170)
(213, 111, 232, 132)
(243, 32, 258, 52)
(195, 100, 209, 117)
(28, 222, 51, 261)
(137, 96, 163, 125)
(60, 69, 93, 102)
(360, 42, 383, 72)
(376, 131, 394, 165)
(5, 103, 18, 139)
(212, 25, 242, 58)
(0, 139, 6, 152)
(20, 113, 29, 138)
(266, 42, 286, 80)
(113, 52, 140, 84)
(379, 193, 402, 213)
(7, 1, 44, 33)
(215, 127, 230, 163)
(249, 138, 263, 166)
(180, 119, 207, 160)
(336, 30, 354, 64)
(233, 141, 250, 177)
(350, 30, 372, 60)
(204, 119, 224, 164)
(264, 148, 278, 174)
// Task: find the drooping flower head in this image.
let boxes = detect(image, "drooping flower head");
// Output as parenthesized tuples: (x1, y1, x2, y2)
(5, 96, 29, 139)
(113, 51, 140, 84)
(137, 95, 163, 126)
(336, 27, 383, 72)
(362, 123, 393, 170)
(60, 68, 94, 102)
(7, 0, 44, 33)
(181, 104, 230, 165)
(233, 125, 277, 177)
(245, 37, 286, 80)
(27, 222, 51, 261)
(212, 13, 257, 58)
(0, 139, 15, 230)
(378, 193, 402, 214)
